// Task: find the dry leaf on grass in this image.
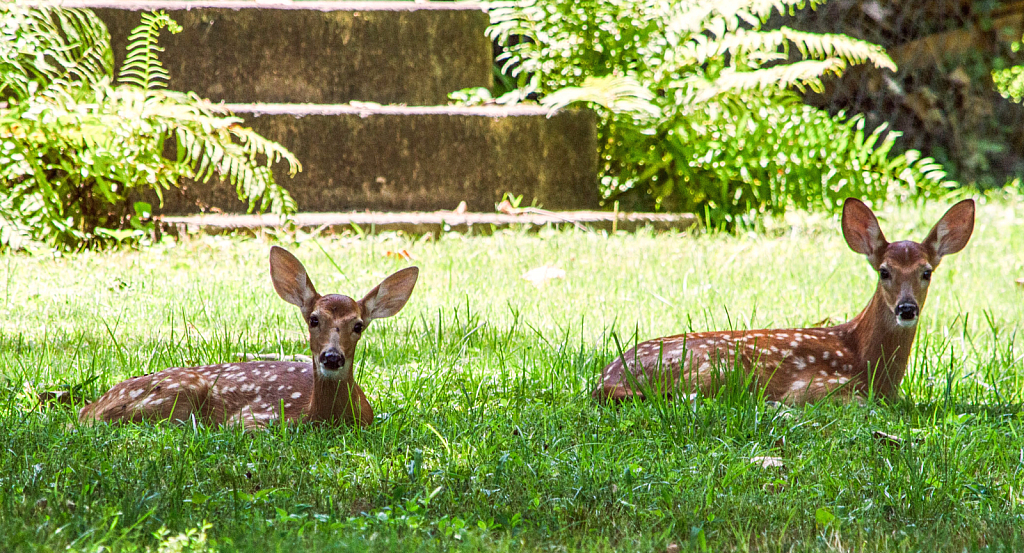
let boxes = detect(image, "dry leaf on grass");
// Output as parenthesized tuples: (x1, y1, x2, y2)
(522, 266, 566, 287)
(872, 430, 921, 449)
(750, 455, 785, 469)
(384, 249, 414, 261)
(497, 199, 520, 215)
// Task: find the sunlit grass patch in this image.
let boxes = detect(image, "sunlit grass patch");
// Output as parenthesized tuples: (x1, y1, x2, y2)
(1, 197, 1023, 551)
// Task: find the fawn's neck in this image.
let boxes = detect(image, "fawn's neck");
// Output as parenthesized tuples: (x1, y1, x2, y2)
(304, 369, 370, 425)
(840, 289, 918, 398)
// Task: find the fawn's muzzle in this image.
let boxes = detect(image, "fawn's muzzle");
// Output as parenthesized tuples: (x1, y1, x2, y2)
(895, 302, 919, 325)
(319, 350, 345, 371)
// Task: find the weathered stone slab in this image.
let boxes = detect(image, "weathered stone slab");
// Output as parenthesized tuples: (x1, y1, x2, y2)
(161, 210, 698, 235)
(155, 104, 601, 214)
(78, 0, 492, 105)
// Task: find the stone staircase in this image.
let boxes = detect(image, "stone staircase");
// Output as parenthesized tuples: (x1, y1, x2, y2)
(79, 0, 603, 216)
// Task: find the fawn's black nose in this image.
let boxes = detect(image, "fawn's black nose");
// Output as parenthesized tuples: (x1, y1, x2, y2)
(319, 350, 345, 371)
(896, 302, 919, 321)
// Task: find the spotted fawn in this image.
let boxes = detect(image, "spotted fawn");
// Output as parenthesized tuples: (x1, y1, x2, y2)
(79, 246, 419, 427)
(594, 198, 975, 405)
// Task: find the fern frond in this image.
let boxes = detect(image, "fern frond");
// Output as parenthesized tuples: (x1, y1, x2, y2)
(542, 75, 660, 117)
(722, 0, 827, 25)
(171, 119, 298, 215)
(50, 9, 115, 84)
(667, 3, 718, 36)
(696, 59, 847, 102)
(716, 28, 895, 70)
(668, 0, 827, 37)
(484, 0, 541, 40)
(136, 87, 299, 215)
(0, 6, 112, 100)
(118, 11, 182, 91)
(677, 27, 895, 74)
(229, 125, 302, 177)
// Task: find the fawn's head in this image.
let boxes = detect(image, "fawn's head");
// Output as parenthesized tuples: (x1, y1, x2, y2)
(842, 198, 974, 329)
(269, 246, 419, 381)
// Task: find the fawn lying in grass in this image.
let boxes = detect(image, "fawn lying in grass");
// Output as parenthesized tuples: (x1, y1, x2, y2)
(79, 246, 418, 427)
(594, 198, 975, 405)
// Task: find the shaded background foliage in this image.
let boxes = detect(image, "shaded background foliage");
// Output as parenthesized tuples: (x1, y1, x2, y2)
(778, 0, 1024, 189)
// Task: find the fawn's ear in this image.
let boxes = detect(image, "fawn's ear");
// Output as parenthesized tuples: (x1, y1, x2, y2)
(270, 246, 320, 319)
(842, 198, 888, 268)
(922, 199, 974, 264)
(360, 267, 419, 324)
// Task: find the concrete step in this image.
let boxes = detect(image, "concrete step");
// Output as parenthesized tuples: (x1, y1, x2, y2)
(70, 1, 604, 213)
(161, 210, 698, 235)
(152, 104, 600, 214)
(82, 0, 492, 105)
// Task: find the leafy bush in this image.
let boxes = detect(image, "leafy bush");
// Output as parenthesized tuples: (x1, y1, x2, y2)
(0, 7, 299, 250)
(483, 0, 951, 224)
(994, 35, 1024, 103)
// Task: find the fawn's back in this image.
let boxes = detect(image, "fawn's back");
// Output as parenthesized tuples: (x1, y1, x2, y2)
(79, 361, 324, 426)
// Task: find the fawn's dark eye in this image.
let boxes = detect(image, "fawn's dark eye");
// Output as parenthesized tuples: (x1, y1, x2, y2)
(922, 269, 932, 281)
(309, 315, 319, 328)
(879, 268, 891, 280)
(353, 322, 363, 334)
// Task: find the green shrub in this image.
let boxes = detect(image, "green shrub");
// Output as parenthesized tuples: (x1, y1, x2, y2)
(482, 0, 951, 224)
(0, 7, 299, 250)
(994, 35, 1024, 103)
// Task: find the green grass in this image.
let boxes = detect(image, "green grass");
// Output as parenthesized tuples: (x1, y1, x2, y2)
(2, 197, 1024, 552)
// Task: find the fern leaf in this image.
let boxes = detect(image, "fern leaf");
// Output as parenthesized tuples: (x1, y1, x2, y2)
(118, 11, 182, 91)
(682, 27, 895, 72)
(228, 126, 302, 177)
(732, 28, 895, 70)
(168, 113, 298, 214)
(542, 75, 660, 117)
(0, 6, 113, 99)
(697, 59, 848, 101)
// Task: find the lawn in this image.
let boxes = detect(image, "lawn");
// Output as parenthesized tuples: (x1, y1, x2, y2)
(2, 197, 1023, 552)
